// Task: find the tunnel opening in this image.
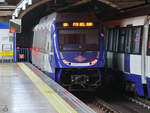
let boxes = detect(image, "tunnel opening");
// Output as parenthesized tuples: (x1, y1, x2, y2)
(15, 0, 120, 50)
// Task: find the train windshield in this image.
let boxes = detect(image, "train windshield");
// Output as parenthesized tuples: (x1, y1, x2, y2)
(58, 29, 99, 51)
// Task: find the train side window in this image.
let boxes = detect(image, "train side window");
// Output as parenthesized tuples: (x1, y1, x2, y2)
(39, 29, 42, 52)
(43, 30, 47, 53)
(47, 42, 49, 52)
(131, 26, 143, 54)
(35, 29, 39, 50)
(118, 28, 126, 53)
(147, 27, 150, 55)
(104, 28, 109, 51)
(125, 27, 132, 53)
(113, 28, 119, 52)
(33, 30, 36, 49)
(108, 28, 113, 51)
(50, 26, 54, 53)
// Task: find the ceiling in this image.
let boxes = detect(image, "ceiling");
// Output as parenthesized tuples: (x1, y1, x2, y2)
(19, 0, 150, 30)
(0, 0, 20, 5)
(16, 0, 150, 48)
(109, 0, 150, 10)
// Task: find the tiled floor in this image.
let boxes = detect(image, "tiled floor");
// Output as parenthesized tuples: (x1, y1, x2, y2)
(0, 63, 57, 113)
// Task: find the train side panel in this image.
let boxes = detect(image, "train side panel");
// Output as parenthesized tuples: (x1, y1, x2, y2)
(104, 16, 147, 97)
(32, 13, 57, 80)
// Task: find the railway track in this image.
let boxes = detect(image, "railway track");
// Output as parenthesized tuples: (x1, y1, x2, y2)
(73, 91, 150, 113)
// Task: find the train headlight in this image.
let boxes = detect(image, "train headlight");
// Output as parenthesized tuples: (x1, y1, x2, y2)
(53, 33, 56, 38)
(63, 60, 69, 65)
(91, 59, 98, 65)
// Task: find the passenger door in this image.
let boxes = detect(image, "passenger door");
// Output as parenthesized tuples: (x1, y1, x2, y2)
(129, 26, 143, 77)
(145, 24, 150, 97)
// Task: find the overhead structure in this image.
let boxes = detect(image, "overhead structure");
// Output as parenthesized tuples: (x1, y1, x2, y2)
(12, 0, 33, 19)
(12, 0, 150, 19)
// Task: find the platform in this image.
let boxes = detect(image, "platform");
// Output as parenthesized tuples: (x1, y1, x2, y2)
(0, 63, 96, 113)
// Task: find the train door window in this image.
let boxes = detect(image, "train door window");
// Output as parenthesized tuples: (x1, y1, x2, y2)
(113, 28, 119, 52)
(118, 28, 126, 53)
(125, 27, 132, 53)
(131, 26, 143, 54)
(108, 28, 113, 51)
(147, 26, 150, 55)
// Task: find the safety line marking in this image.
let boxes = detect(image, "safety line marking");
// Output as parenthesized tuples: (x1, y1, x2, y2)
(18, 63, 77, 113)
(0, 51, 13, 56)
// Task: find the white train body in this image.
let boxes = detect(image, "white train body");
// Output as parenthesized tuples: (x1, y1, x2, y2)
(104, 16, 150, 98)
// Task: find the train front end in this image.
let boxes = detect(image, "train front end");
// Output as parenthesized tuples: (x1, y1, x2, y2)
(53, 13, 104, 90)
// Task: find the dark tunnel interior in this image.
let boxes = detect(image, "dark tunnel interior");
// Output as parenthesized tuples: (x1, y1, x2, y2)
(16, 0, 120, 48)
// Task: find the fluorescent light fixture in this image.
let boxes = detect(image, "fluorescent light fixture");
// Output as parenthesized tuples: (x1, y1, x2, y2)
(0, 0, 5, 3)
(12, 15, 15, 19)
(22, 3, 26, 10)
(28, 0, 32, 5)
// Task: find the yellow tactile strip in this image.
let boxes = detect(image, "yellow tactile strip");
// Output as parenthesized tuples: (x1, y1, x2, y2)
(0, 51, 13, 56)
(18, 63, 77, 113)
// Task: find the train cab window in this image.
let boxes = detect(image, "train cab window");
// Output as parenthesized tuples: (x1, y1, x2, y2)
(131, 26, 143, 54)
(125, 27, 132, 53)
(147, 26, 150, 55)
(118, 28, 126, 53)
(58, 29, 99, 51)
(107, 28, 114, 51)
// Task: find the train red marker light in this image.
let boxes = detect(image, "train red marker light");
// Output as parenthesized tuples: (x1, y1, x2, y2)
(32, 52, 36, 56)
(36, 48, 39, 52)
(33, 48, 36, 51)
(16, 47, 20, 50)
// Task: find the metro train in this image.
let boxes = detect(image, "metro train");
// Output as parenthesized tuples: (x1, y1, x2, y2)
(104, 16, 150, 98)
(31, 12, 105, 90)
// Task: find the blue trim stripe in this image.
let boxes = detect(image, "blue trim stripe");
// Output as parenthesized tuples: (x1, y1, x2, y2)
(124, 54, 130, 73)
(124, 74, 144, 96)
(146, 77, 150, 98)
(56, 69, 62, 84)
(0, 23, 9, 29)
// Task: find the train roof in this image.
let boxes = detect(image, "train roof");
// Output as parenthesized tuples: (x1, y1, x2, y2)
(103, 15, 149, 27)
(34, 12, 99, 30)
(55, 12, 99, 22)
